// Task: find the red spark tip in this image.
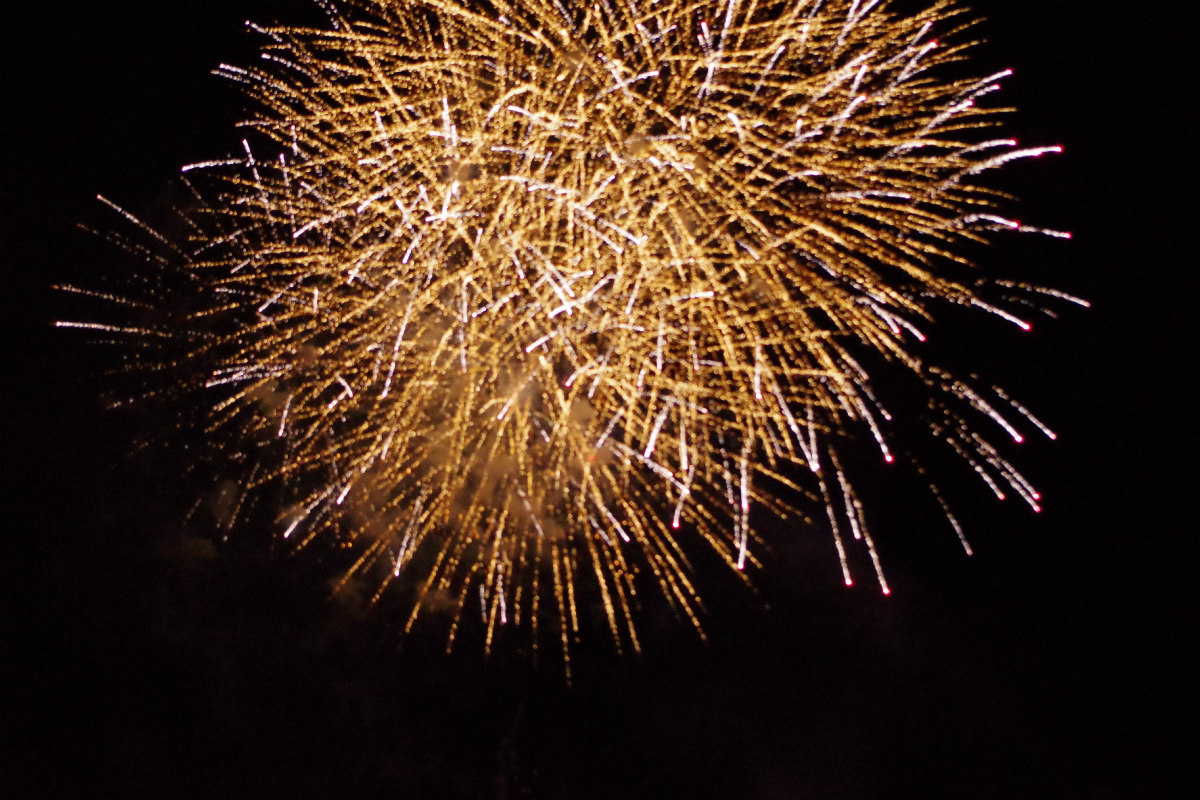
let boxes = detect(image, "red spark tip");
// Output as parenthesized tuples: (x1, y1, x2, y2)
(884, 454, 894, 463)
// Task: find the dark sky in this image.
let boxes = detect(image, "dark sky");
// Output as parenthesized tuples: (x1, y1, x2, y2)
(3, 2, 1191, 798)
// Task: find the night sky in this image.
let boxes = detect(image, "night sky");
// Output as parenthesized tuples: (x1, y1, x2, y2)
(3, 2, 1192, 798)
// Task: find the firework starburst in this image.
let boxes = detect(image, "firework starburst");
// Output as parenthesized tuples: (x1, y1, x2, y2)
(63, 0, 1081, 670)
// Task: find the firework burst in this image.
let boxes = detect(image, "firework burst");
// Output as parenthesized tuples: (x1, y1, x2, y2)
(63, 0, 1082, 671)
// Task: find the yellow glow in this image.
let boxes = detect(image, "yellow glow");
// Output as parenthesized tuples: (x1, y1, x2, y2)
(69, 0, 1074, 662)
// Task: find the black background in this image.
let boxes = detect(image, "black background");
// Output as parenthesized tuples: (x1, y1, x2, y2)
(3, 2, 1192, 797)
